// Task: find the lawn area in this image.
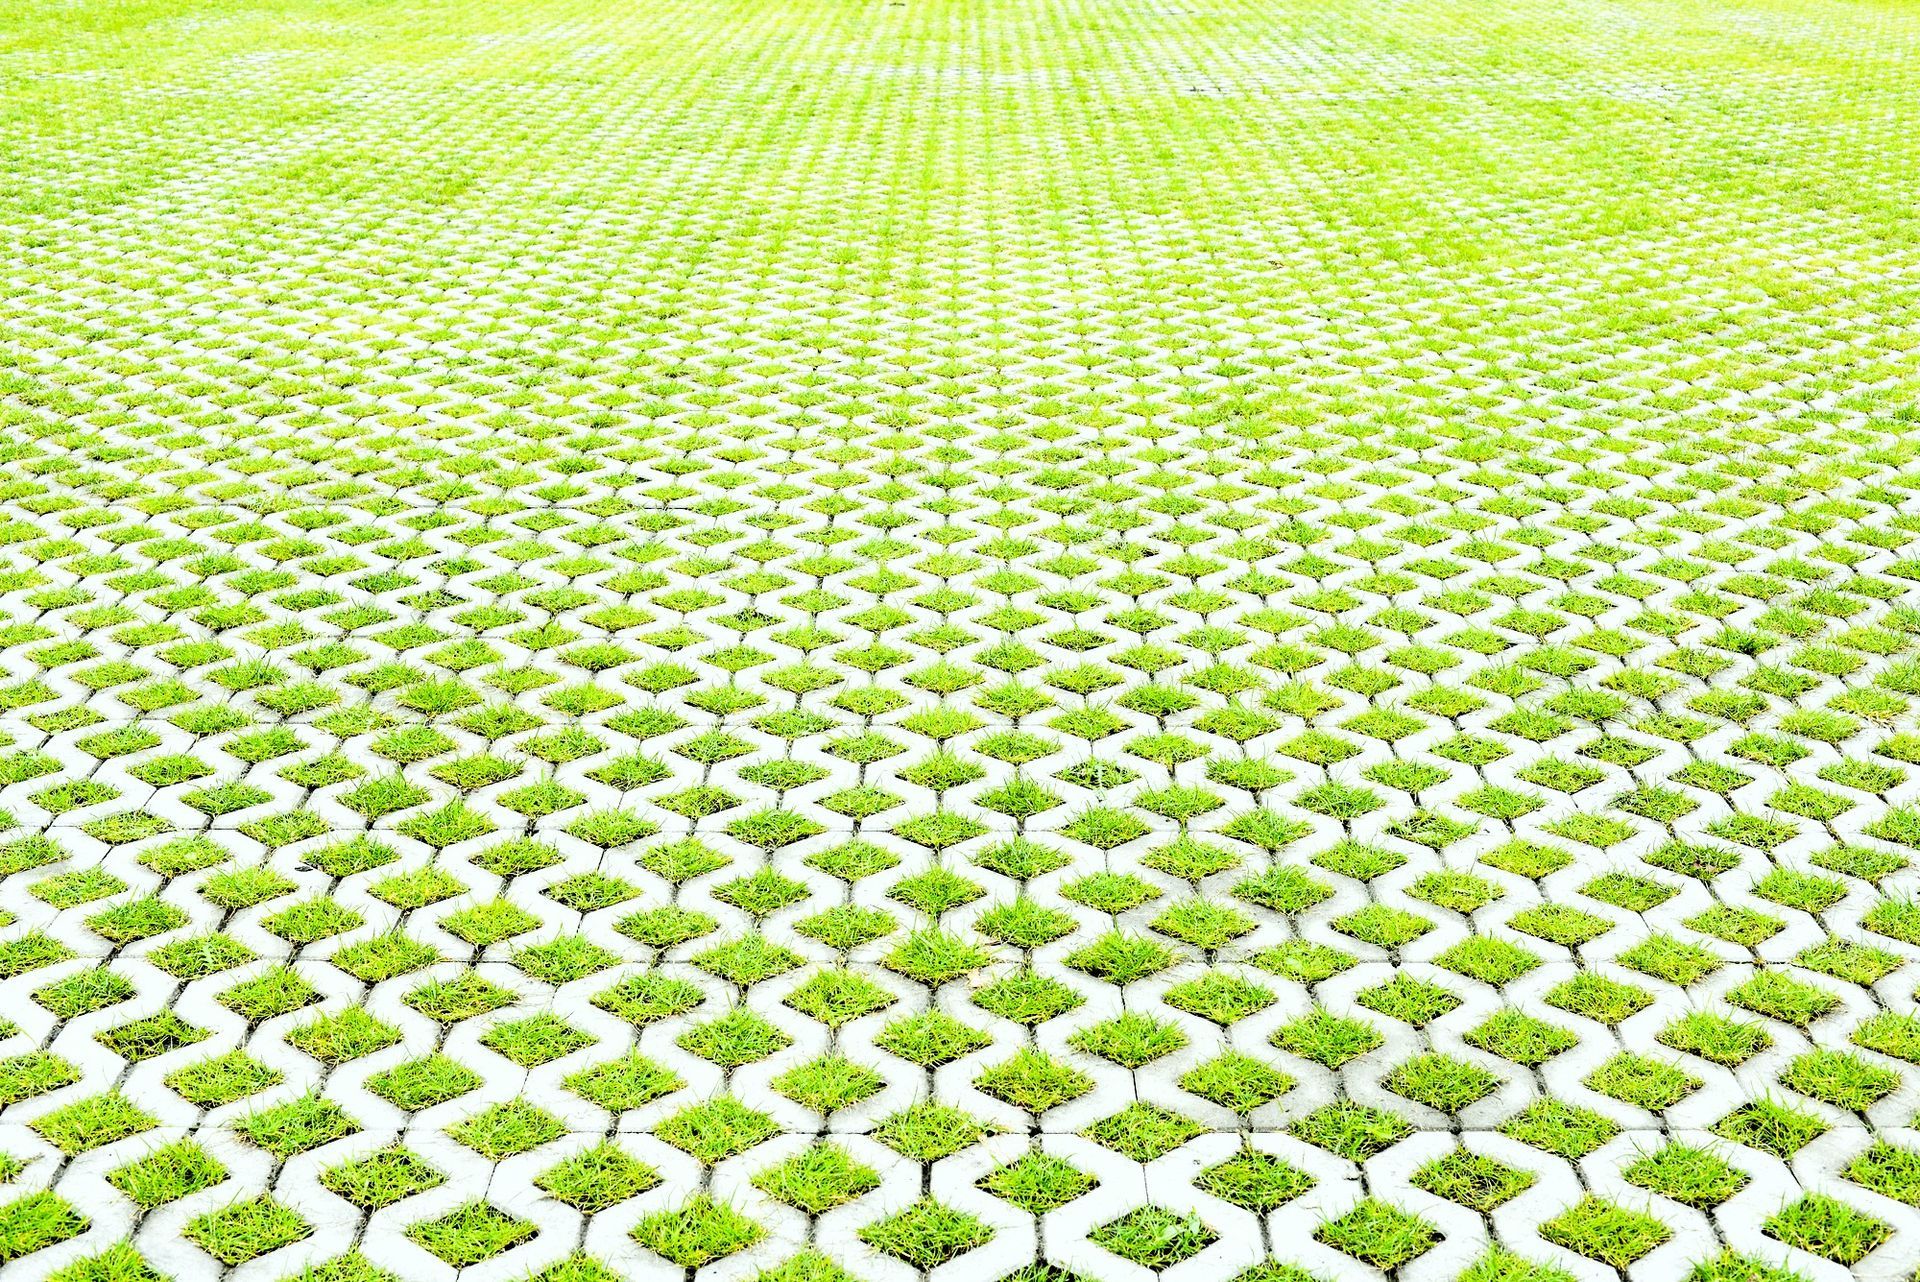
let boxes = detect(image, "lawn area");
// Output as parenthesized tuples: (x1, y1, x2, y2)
(2, 0, 1920, 1279)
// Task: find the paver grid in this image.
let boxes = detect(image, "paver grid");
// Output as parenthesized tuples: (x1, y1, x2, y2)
(4, 0, 1920, 1280)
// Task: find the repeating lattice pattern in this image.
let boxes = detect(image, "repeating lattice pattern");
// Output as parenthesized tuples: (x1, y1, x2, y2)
(5, 1, 1920, 1280)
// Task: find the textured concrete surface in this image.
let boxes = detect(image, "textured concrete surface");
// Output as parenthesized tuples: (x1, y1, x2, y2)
(3, 1, 1920, 1279)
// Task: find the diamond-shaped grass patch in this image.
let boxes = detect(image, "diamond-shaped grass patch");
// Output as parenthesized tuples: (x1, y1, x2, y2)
(107, 1138, 228, 1209)
(1540, 1196, 1671, 1270)
(859, 1197, 995, 1269)
(235, 1095, 360, 1158)
(785, 967, 897, 1025)
(0, 1051, 79, 1109)
(405, 970, 515, 1023)
(975, 969, 1083, 1026)
(449, 1099, 565, 1159)
(164, 1049, 284, 1108)
(1162, 972, 1276, 1026)
(1288, 1101, 1413, 1162)
(28, 1242, 165, 1279)
(1315, 1199, 1440, 1271)
(1197, 1148, 1315, 1211)
(1357, 974, 1462, 1026)
(1763, 1192, 1892, 1265)
(979, 1150, 1098, 1213)
(1500, 1099, 1620, 1159)
(1273, 1008, 1383, 1068)
(408, 1201, 538, 1267)
(1712, 1098, 1829, 1158)
(753, 1142, 880, 1214)
(1090, 1206, 1217, 1270)
(976, 1048, 1094, 1113)
(565, 1050, 683, 1113)
(0, 1191, 89, 1265)
(483, 1013, 598, 1065)
(96, 1011, 208, 1062)
(1848, 1140, 1920, 1208)
(876, 1009, 992, 1066)
(1065, 932, 1174, 985)
(32, 1091, 157, 1155)
(654, 1096, 780, 1165)
(1411, 1148, 1535, 1213)
(367, 1053, 482, 1112)
(320, 1148, 445, 1211)
(536, 1142, 659, 1213)
(1083, 1102, 1204, 1162)
(185, 1195, 312, 1265)
(873, 1101, 991, 1161)
(696, 936, 804, 986)
(632, 1194, 764, 1267)
(1383, 1052, 1502, 1113)
(677, 1006, 792, 1067)
(593, 972, 707, 1025)
(1181, 1052, 1294, 1114)
(1622, 1142, 1748, 1210)
(1069, 1011, 1187, 1068)
(772, 1053, 884, 1115)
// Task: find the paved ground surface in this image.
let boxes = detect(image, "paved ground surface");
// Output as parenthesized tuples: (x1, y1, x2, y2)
(4, 1, 1920, 1280)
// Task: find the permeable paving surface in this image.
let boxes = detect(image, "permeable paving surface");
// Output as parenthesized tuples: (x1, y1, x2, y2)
(4, 1, 1920, 1279)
